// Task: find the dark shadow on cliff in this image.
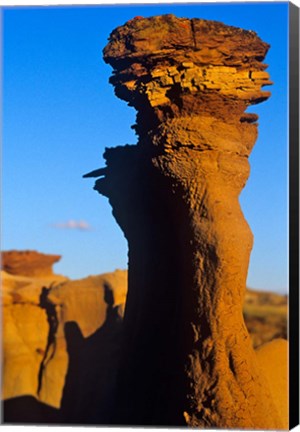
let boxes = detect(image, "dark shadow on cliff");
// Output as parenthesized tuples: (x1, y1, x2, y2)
(2, 396, 61, 424)
(60, 286, 123, 425)
(95, 146, 197, 426)
(38, 286, 59, 396)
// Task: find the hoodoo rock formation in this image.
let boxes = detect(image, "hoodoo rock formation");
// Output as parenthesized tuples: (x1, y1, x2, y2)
(1, 251, 62, 278)
(89, 15, 285, 429)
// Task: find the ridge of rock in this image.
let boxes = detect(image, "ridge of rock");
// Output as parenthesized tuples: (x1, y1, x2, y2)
(1, 251, 62, 278)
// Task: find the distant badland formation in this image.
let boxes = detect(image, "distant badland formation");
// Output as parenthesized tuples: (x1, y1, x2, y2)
(2, 15, 288, 429)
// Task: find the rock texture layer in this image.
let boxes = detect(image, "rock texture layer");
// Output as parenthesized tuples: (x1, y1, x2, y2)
(91, 15, 285, 429)
(1, 251, 62, 278)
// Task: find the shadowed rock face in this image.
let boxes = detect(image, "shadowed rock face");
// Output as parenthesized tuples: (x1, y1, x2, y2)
(91, 15, 282, 428)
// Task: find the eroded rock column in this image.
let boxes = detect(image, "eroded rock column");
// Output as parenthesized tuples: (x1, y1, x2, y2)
(92, 15, 281, 428)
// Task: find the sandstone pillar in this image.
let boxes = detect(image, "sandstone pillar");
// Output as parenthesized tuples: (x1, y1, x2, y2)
(90, 15, 281, 428)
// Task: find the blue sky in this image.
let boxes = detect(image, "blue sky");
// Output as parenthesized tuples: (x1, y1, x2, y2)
(2, 3, 289, 292)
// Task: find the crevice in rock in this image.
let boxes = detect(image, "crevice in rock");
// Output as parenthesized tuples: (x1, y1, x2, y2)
(190, 19, 198, 50)
(37, 285, 59, 396)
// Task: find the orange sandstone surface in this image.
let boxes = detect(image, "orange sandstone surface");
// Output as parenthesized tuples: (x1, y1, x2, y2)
(87, 15, 288, 429)
(1, 252, 287, 425)
(1, 251, 127, 423)
(1, 250, 62, 278)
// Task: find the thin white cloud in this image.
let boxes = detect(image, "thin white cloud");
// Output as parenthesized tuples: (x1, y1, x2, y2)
(52, 220, 92, 231)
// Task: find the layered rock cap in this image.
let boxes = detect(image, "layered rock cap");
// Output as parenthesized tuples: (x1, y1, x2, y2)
(1, 251, 61, 278)
(103, 14, 272, 154)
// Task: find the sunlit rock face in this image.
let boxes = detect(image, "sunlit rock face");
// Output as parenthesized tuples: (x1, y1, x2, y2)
(1, 251, 67, 406)
(1, 251, 127, 423)
(93, 15, 286, 429)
